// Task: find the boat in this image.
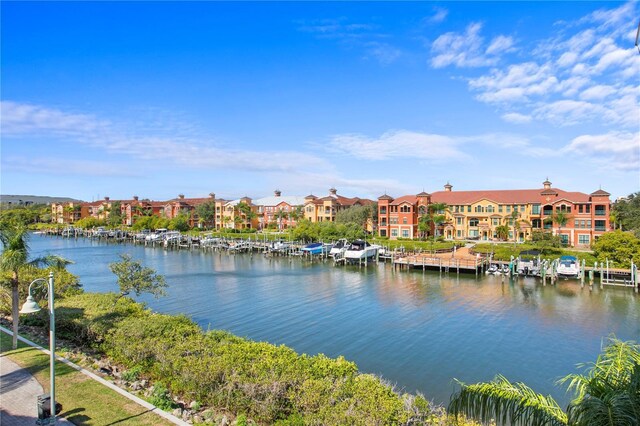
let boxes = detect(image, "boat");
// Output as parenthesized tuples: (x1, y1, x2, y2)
(301, 242, 332, 255)
(145, 228, 168, 242)
(557, 255, 580, 279)
(163, 231, 182, 246)
(343, 240, 380, 262)
(486, 264, 499, 274)
(329, 239, 349, 257)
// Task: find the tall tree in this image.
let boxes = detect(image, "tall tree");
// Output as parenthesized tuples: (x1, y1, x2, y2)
(449, 337, 640, 426)
(550, 210, 571, 246)
(611, 192, 640, 237)
(0, 222, 51, 349)
(195, 201, 216, 229)
(274, 209, 289, 231)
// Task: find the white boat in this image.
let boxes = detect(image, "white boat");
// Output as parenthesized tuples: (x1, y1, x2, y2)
(557, 256, 580, 279)
(163, 231, 182, 246)
(330, 239, 349, 257)
(486, 264, 500, 274)
(145, 228, 168, 242)
(343, 240, 380, 262)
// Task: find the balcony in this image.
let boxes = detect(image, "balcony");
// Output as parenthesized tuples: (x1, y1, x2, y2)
(594, 226, 606, 231)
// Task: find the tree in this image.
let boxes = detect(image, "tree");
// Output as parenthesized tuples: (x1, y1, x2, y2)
(449, 337, 640, 426)
(592, 230, 640, 268)
(611, 192, 640, 237)
(421, 203, 447, 241)
(195, 201, 216, 229)
(335, 205, 375, 229)
(510, 209, 521, 243)
(495, 225, 510, 241)
(168, 213, 190, 232)
(108, 201, 123, 227)
(274, 209, 289, 231)
(109, 254, 167, 305)
(0, 221, 51, 349)
(549, 210, 571, 246)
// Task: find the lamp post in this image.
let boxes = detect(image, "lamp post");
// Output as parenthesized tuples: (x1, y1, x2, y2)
(20, 271, 57, 425)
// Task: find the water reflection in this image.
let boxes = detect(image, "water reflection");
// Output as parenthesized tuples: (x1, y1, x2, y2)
(30, 234, 639, 405)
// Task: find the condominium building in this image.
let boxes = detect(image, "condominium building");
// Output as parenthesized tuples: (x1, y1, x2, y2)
(304, 188, 374, 223)
(377, 180, 611, 247)
(254, 190, 305, 230)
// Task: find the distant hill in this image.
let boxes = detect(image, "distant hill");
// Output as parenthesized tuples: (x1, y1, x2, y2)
(0, 194, 84, 206)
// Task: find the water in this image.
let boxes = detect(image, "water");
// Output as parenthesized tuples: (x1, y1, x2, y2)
(31, 234, 640, 405)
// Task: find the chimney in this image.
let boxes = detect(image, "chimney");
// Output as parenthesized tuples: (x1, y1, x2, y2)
(133, 195, 139, 201)
(209, 192, 216, 199)
(444, 182, 452, 192)
(178, 194, 185, 199)
(543, 178, 552, 189)
(329, 187, 337, 196)
(274, 189, 282, 197)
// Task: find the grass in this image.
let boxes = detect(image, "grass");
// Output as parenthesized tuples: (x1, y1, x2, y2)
(471, 242, 597, 264)
(0, 330, 174, 426)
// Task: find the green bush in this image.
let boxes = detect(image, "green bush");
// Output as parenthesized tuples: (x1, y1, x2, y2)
(55, 293, 441, 424)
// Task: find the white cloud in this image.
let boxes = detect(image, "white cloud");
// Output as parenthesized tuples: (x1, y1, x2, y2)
(451, 2, 640, 131)
(579, 85, 616, 100)
(327, 130, 465, 160)
(1, 101, 329, 174)
(501, 112, 532, 124)
(485, 35, 515, 55)
(426, 7, 448, 25)
(430, 22, 514, 68)
(564, 131, 640, 171)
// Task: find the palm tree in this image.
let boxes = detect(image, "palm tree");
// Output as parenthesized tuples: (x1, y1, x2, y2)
(551, 210, 571, 246)
(0, 222, 51, 349)
(449, 337, 640, 426)
(426, 203, 448, 240)
(274, 209, 289, 231)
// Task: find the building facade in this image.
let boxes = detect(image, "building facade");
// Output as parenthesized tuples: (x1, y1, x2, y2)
(303, 188, 374, 223)
(377, 180, 611, 247)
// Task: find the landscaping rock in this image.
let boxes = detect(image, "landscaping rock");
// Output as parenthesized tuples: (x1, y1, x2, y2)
(172, 408, 183, 418)
(193, 414, 204, 424)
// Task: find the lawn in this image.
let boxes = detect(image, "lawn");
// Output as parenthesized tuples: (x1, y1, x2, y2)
(0, 331, 174, 426)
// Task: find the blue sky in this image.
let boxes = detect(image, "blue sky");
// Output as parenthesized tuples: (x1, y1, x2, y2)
(1, 1, 638, 202)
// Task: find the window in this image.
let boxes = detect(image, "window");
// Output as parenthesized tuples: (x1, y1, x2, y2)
(380, 207, 387, 214)
(506, 205, 511, 213)
(574, 219, 579, 228)
(457, 217, 462, 225)
(578, 205, 583, 213)
(532, 219, 541, 228)
(586, 220, 591, 228)
(400, 205, 411, 213)
(403, 218, 407, 224)
(492, 218, 499, 226)
(467, 205, 471, 212)
(380, 229, 387, 237)
(455, 206, 459, 213)
(520, 205, 525, 212)
(457, 230, 462, 237)
(391, 229, 398, 237)
(560, 234, 569, 245)
(486, 205, 494, 213)
(585, 205, 591, 213)
(594, 220, 606, 231)
(581, 220, 585, 228)
(475, 205, 484, 213)
(380, 219, 387, 226)
(469, 218, 479, 227)
(390, 217, 398, 224)
(402, 229, 409, 238)
(498, 205, 503, 213)
(556, 205, 571, 213)
(543, 205, 553, 216)
(595, 205, 606, 216)
(578, 235, 590, 245)
(532, 204, 540, 214)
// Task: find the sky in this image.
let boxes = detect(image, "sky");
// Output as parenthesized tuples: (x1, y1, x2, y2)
(1, 1, 639, 202)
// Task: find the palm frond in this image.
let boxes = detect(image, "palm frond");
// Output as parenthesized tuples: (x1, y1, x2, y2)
(448, 375, 567, 426)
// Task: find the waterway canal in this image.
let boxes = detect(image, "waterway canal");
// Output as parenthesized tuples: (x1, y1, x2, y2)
(31, 234, 639, 405)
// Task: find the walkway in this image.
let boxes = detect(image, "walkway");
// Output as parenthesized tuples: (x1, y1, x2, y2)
(0, 354, 73, 425)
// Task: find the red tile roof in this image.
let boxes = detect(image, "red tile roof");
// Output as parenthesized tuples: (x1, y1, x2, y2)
(430, 188, 591, 204)
(390, 195, 418, 206)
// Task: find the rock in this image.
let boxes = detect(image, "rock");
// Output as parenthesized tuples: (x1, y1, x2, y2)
(220, 415, 229, 426)
(189, 400, 199, 409)
(193, 415, 204, 424)
(202, 409, 215, 420)
(131, 381, 142, 391)
(172, 408, 183, 418)
(182, 410, 191, 421)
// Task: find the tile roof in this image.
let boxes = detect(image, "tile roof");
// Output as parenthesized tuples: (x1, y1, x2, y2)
(378, 194, 394, 200)
(430, 188, 592, 204)
(590, 189, 611, 196)
(390, 195, 418, 206)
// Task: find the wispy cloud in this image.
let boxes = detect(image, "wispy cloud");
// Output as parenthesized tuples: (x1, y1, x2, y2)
(1, 156, 139, 177)
(430, 22, 516, 68)
(563, 131, 639, 171)
(297, 17, 402, 65)
(457, 2, 640, 130)
(423, 7, 448, 25)
(1, 100, 329, 174)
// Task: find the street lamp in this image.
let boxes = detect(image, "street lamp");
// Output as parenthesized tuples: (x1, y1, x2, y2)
(20, 271, 59, 425)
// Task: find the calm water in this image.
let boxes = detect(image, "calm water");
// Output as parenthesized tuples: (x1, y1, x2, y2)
(31, 234, 639, 405)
